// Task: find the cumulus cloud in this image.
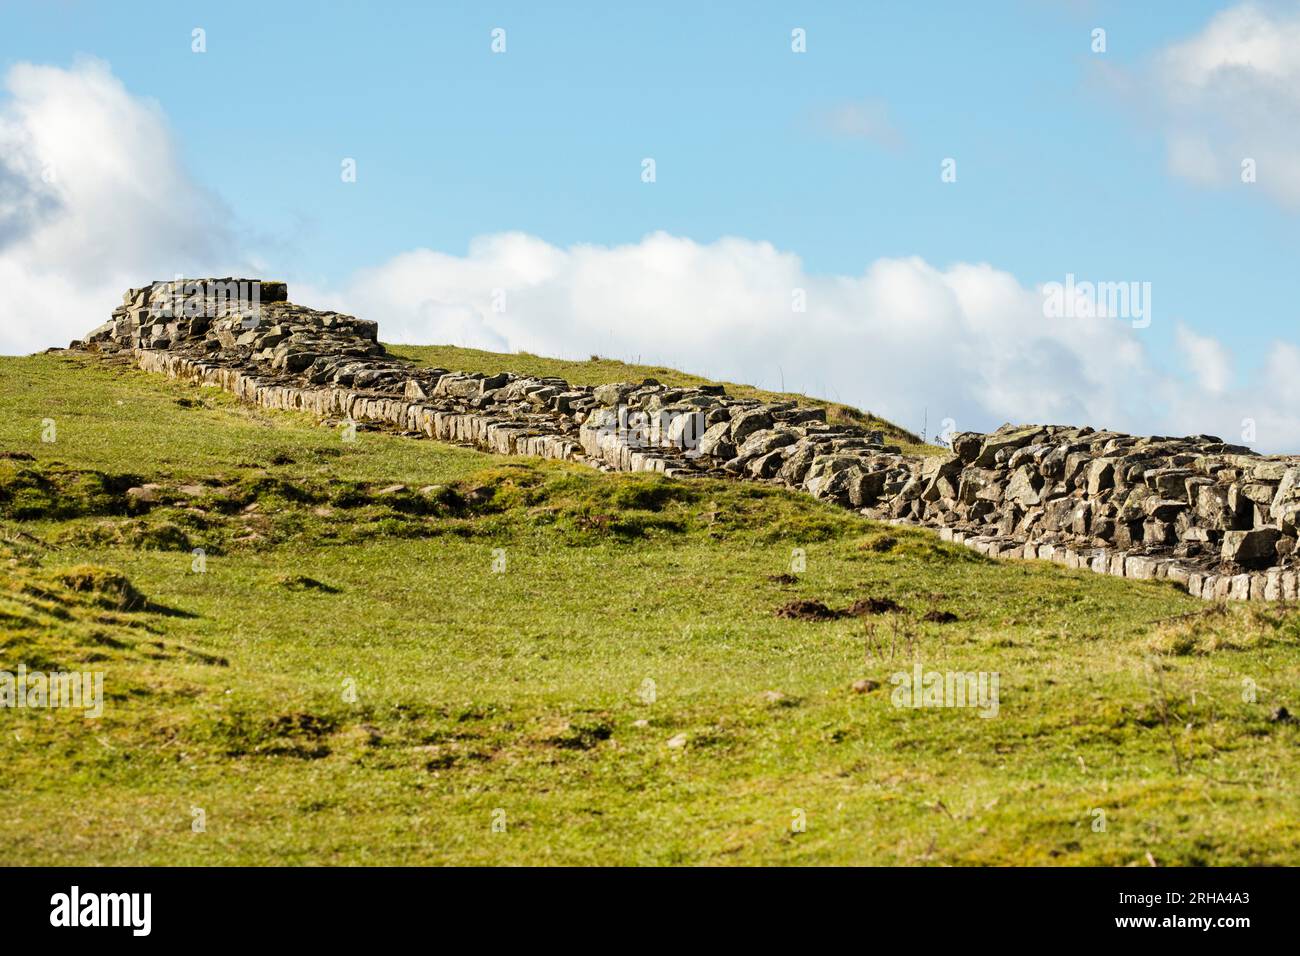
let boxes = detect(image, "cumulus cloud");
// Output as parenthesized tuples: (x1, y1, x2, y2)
(0, 57, 247, 354)
(1176, 323, 1234, 393)
(1144, 2, 1300, 207)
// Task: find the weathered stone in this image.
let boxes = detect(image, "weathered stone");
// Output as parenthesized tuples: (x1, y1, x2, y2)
(747, 449, 788, 479)
(434, 374, 483, 399)
(1086, 459, 1115, 496)
(698, 421, 735, 459)
(593, 382, 635, 406)
(730, 407, 774, 443)
(1144, 467, 1195, 500)
(950, 432, 983, 463)
(1143, 519, 1175, 546)
(1125, 556, 1159, 580)
(1143, 498, 1186, 522)
(736, 428, 797, 460)
(1221, 529, 1281, 569)
(974, 426, 1041, 467)
(1194, 483, 1243, 531)
(920, 454, 963, 502)
(1004, 466, 1043, 506)
(847, 470, 888, 508)
(1040, 497, 1074, 532)
(957, 470, 994, 505)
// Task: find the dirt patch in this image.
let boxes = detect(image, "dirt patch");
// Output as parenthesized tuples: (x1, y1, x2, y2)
(922, 609, 959, 623)
(775, 599, 843, 621)
(767, 573, 798, 585)
(846, 596, 903, 616)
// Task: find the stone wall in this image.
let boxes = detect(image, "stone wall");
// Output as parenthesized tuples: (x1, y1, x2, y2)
(73, 279, 1300, 601)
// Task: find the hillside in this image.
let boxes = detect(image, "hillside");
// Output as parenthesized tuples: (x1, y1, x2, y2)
(2, 347, 1300, 865)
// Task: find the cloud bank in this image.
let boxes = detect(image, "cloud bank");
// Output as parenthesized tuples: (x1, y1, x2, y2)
(4, 59, 1300, 452)
(1148, 1, 1300, 207)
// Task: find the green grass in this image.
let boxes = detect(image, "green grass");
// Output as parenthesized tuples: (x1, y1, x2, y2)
(1, 350, 1298, 865)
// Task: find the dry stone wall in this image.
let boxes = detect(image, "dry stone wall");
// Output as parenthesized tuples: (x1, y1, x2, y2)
(73, 279, 1300, 601)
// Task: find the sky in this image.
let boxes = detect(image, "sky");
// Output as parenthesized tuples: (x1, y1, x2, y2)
(2, 1, 1300, 449)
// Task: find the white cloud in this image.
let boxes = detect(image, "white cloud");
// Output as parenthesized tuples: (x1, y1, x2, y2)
(5, 59, 1300, 453)
(1146, 2, 1300, 207)
(1159, 2, 1300, 88)
(1176, 323, 1234, 393)
(0, 58, 247, 354)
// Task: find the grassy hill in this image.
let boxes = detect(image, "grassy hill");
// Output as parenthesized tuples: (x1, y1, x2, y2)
(1, 349, 1298, 865)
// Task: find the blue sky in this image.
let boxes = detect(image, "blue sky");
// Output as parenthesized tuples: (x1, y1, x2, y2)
(3, 1, 1300, 446)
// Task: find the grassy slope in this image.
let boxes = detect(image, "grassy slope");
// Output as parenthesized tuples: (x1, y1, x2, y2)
(0, 350, 1298, 865)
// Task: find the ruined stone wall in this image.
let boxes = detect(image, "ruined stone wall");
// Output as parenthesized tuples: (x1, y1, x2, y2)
(74, 279, 1300, 601)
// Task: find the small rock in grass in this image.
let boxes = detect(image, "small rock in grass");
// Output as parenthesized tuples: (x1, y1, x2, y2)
(126, 484, 163, 503)
(666, 733, 688, 749)
(851, 679, 880, 694)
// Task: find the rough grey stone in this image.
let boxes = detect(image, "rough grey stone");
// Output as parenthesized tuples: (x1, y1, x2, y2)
(1221, 529, 1281, 569)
